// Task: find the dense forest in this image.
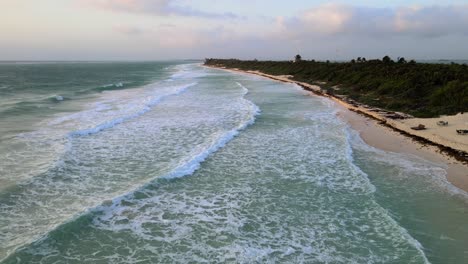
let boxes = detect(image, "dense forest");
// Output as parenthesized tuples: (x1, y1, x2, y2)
(204, 57, 468, 117)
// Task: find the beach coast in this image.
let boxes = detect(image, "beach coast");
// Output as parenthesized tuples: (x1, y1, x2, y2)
(3, 62, 468, 263)
(206, 65, 468, 192)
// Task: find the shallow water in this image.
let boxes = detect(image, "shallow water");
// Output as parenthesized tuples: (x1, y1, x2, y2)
(0, 62, 467, 263)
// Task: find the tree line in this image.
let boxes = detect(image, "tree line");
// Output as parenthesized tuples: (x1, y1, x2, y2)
(204, 57, 468, 117)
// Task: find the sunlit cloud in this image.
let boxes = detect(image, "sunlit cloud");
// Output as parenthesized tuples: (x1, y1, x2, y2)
(277, 3, 468, 38)
(77, 0, 239, 19)
(2, 1, 468, 60)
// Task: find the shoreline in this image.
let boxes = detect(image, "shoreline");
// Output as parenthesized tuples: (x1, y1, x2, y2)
(205, 65, 468, 193)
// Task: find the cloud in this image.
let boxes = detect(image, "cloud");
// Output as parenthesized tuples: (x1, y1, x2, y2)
(77, 0, 238, 19)
(152, 25, 243, 50)
(277, 3, 468, 38)
(64, 2, 468, 60)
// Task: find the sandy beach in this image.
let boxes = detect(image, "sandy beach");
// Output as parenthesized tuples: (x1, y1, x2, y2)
(340, 107, 468, 192)
(206, 65, 468, 193)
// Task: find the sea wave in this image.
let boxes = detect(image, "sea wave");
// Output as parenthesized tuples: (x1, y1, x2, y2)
(0, 95, 69, 117)
(163, 84, 260, 180)
(90, 83, 260, 237)
(344, 126, 430, 263)
(93, 82, 127, 92)
(170, 63, 208, 80)
(69, 82, 197, 137)
(0, 80, 260, 263)
(304, 97, 430, 262)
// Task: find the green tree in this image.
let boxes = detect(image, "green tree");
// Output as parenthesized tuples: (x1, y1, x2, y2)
(430, 80, 468, 114)
(295, 54, 302, 62)
(203, 57, 468, 117)
(382, 55, 392, 63)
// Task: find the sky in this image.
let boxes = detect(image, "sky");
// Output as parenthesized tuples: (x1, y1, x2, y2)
(1, 0, 468, 61)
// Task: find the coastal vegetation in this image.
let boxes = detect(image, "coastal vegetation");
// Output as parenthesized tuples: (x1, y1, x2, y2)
(204, 57, 468, 117)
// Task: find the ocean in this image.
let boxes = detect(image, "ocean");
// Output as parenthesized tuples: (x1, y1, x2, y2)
(0, 62, 467, 263)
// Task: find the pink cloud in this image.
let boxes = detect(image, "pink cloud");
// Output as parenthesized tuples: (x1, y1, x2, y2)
(76, 0, 237, 19)
(277, 3, 468, 38)
(78, 0, 168, 13)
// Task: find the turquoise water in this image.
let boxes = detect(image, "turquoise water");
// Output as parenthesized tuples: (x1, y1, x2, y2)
(0, 62, 467, 263)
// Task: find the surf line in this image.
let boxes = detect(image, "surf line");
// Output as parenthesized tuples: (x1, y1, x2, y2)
(69, 82, 197, 137)
(95, 82, 261, 231)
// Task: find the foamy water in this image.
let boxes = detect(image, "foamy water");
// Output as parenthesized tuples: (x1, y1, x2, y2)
(0, 62, 467, 263)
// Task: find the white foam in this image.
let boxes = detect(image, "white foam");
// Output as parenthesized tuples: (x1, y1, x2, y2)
(88, 83, 261, 233)
(68, 82, 197, 136)
(100, 82, 125, 89)
(1, 63, 441, 263)
(343, 127, 377, 194)
(236, 82, 249, 95)
(163, 83, 260, 179)
(0, 76, 260, 262)
(170, 64, 208, 80)
(82, 78, 426, 263)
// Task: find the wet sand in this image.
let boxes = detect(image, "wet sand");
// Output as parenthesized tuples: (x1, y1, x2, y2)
(338, 106, 468, 192)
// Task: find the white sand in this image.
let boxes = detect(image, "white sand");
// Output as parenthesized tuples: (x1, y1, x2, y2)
(393, 113, 468, 153)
